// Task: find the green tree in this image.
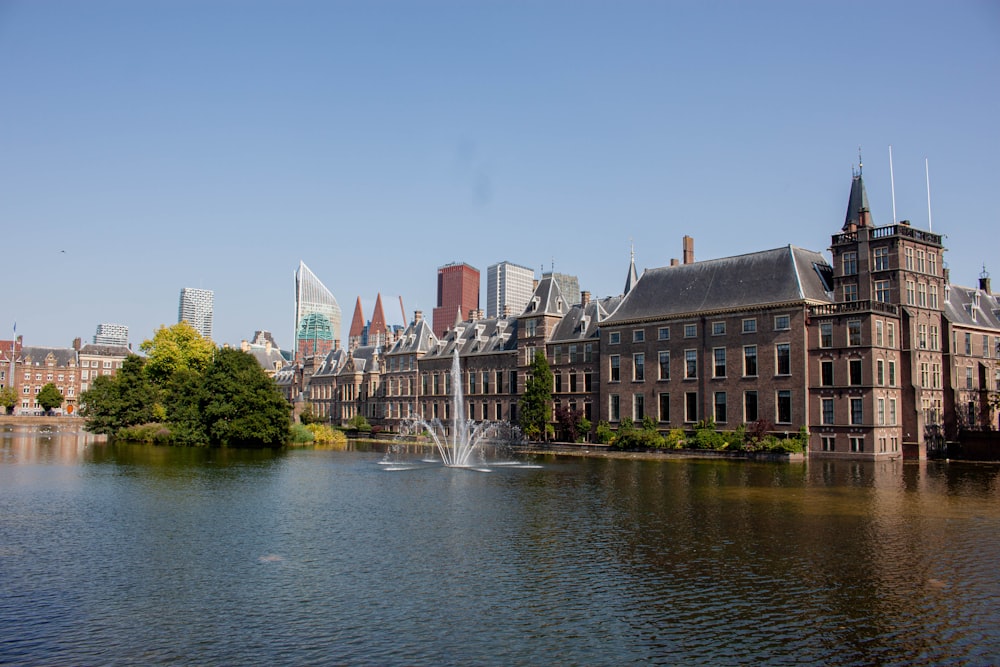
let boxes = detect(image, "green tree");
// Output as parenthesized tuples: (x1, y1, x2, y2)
(0, 386, 15, 414)
(79, 355, 159, 434)
(36, 383, 64, 413)
(519, 349, 553, 441)
(162, 368, 208, 445)
(200, 348, 290, 447)
(140, 321, 215, 386)
(346, 414, 372, 432)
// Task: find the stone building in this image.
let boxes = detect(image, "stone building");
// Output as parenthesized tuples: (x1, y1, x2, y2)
(382, 311, 437, 430)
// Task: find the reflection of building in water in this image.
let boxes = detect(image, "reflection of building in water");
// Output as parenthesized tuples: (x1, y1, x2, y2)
(294, 262, 341, 360)
(1, 424, 106, 464)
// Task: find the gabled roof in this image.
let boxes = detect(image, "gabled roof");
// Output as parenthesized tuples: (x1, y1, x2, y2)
(312, 347, 349, 377)
(18, 346, 77, 367)
(386, 317, 438, 356)
(521, 274, 568, 318)
(943, 284, 1000, 330)
(340, 345, 379, 376)
(548, 296, 622, 342)
(422, 316, 519, 360)
(604, 246, 833, 325)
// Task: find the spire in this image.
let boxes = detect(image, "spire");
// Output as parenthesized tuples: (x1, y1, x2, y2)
(843, 166, 873, 231)
(348, 296, 365, 338)
(623, 241, 639, 295)
(370, 293, 387, 335)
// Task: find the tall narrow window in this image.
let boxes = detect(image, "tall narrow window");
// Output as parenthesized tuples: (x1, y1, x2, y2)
(610, 394, 620, 422)
(685, 392, 698, 423)
(777, 390, 792, 424)
(744, 391, 758, 422)
(848, 320, 862, 347)
(685, 350, 697, 379)
(713, 348, 726, 377)
(634, 394, 645, 421)
(744, 346, 758, 377)
(822, 398, 834, 425)
(820, 322, 833, 348)
(776, 344, 791, 375)
(610, 355, 620, 382)
(658, 351, 670, 380)
(843, 251, 858, 275)
(849, 359, 862, 385)
(658, 393, 670, 422)
(714, 392, 727, 423)
(633, 353, 645, 382)
(821, 360, 834, 386)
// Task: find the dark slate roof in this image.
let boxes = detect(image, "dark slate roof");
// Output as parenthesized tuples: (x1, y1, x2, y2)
(844, 173, 872, 230)
(603, 246, 833, 325)
(78, 343, 131, 357)
(521, 275, 569, 318)
(18, 346, 77, 367)
(624, 252, 639, 296)
(943, 284, 1000, 330)
(340, 345, 380, 375)
(386, 318, 438, 356)
(549, 296, 622, 343)
(243, 345, 286, 371)
(422, 316, 519, 360)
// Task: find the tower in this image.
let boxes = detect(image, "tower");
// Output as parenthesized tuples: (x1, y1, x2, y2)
(178, 288, 214, 340)
(294, 261, 342, 360)
(486, 261, 535, 318)
(432, 263, 480, 338)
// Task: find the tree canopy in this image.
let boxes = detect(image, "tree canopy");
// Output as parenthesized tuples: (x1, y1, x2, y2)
(0, 386, 15, 414)
(519, 349, 553, 441)
(36, 383, 64, 412)
(139, 321, 215, 385)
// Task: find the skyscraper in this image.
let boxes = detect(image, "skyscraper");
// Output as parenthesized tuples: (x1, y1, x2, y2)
(178, 288, 214, 339)
(93, 323, 129, 347)
(432, 262, 480, 338)
(294, 261, 342, 360)
(486, 261, 535, 317)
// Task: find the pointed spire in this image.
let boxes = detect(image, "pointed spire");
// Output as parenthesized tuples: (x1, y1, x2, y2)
(623, 241, 639, 295)
(370, 293, 387, 335)
(843, 166, 873, 231)
(348, 296, 365, 338)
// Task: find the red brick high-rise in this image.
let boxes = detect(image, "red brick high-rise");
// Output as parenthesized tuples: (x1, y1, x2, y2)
(432, 263, 480, 338)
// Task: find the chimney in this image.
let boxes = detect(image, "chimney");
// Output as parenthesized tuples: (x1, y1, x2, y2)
(980, 270, 992, 295)
(73, 337, 82, 351)
(683, 235, 695, 265)
(502, 305, 511, 317)
(414, 310, 423, 323)
(240, 340, 250, 352)
(670, 258, 679, 267)
(943, 268, 950, 285)
(581, 290, 591, 307)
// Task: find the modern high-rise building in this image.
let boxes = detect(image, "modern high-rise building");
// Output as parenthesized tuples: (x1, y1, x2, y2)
(294, 261, 342, 360)
(486, 261, 535, 318)
(93, 323, 129, 347)
(178, 288, 214, 339)
(543, 271, 581, 307)
(432, 262, 480, 338)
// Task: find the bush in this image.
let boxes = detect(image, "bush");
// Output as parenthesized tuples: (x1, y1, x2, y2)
(346, 415, 372, 433)
(693, 426, 726, 450)
(290, 423, 315, 444)
(611, 427, 665, 451)
(664, 428, 686, 449)
(116, 422, 174, 445)
(595, 421, 614, 444)
(306, 423, 347, 446)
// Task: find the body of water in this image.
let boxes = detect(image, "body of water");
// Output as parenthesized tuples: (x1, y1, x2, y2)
(2, 424, 999, 665)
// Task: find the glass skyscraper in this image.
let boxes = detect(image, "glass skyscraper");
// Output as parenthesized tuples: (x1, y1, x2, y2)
(294, 261, 342, 360)
(178, 288, 214, 340)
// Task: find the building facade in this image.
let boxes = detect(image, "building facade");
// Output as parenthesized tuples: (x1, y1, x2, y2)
(486, 261, 535, 318)
(294, 261, 342, 360)
(432, 262, 480, 338)
(93, 323, 129, 347)
(178, 288, 214, 340)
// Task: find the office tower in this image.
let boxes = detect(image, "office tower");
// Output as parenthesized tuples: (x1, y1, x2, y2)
(294, 261, 342, 360)
(178, 288, 214, 339)
(486, 261, 535, 318)
(93, 323, 129, 347)
(431, 262, 480, 338)
(543, 271, 581, 306)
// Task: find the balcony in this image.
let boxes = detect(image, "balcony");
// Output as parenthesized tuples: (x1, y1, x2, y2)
(833, 224, 943, 248)
(809, 300, 899, 317)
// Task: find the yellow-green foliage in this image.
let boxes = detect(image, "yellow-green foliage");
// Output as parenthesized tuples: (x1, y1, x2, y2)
(664, 428, 686, 449)
(306, 423, 347, 446)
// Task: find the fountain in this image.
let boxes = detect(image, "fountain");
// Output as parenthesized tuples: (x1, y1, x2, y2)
(383, 349, 534, 471)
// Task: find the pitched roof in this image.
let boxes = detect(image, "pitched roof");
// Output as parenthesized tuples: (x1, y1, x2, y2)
(370, 293, 387, 335)
(943, 284, 1000, 330)
(844, 172, 872, 230)
(18, 346, 77, 367)
(386, 317, 438, 356)
(522, 274, 568, 317)
(604, 246, 833, 325)
(348, 297, 365, 338)
(549, 295, 623, 342)
(624, 248, 639, 296)
(78, 343, 131, 357)
(422, 316, 519, 360)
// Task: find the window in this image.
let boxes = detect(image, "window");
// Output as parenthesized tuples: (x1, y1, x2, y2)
(850, 436, 864, 453)
(918, 283, 927, 307)
(821, 360, 834, 386)
(685, 392, 698, 422)
(469, 372, 477, 394)
(684, 324, 697, 338)
(965, 333, 972, 355)
(876, 320, 884, 347)
(713, 348, 726, 377)
(843, 251, 858, 275)
(875, 280, 890, 303)
(966, 366, 974, 390)
(888, 323, 895, 348)
(610, 395, 620, 422)
(985, 334, 991, 358)
(890, 398, 897, 425)
(742, 318, 757, 334)
(633, 353, 645, 381)
(888, 361, 896, 386)
(777, 390, 792, 424)
(609, 331, 620, 345)
(822, 436, 836, 452)
(584, 372, 593, 392)
(568, 345, 578, 363)
(610, 355, 620, 382)
(848, 320, 862, 346)
(932, 364, 941, 389)
(658, 393, 670, 422)
(569, 373, 577, 393)
(849, 359, 862, 385)
(744, 346, 758, 377)
(482, 372, 490, 394)
(873, 246, 889, 271)
(905, 247, 914, 270)
(509, 370, 518, 394)
(850, 398, 863, 425)
(712, 321, 726, 336)
(878, 398, 886, 426)
(658, 327, 670, 341)
(658, 351, 670, 380)
(634, 394, 645, 421)
(584, 344, 593, 362)
(744, 391, 758, 422)
(930, 325, 939, 350)
(844, 284, 858, 302)
(822, 398, 834, 425)
(633, 330, 645, 343)
(906, 281, 915, 305)
(685, 350, 697, 379)
(714, 392, 727, 423)
(774, 315, 790, 330)
(820, 322, 833, 348)
(554, 373, 562, 393)
(525, 319, 537, 337)
(876, 359, 885, 386)
(917, 249, 925, 273)
(776, 344, 791, 375)
(929, 284, 939, 309)
(917, 323, 927, 349)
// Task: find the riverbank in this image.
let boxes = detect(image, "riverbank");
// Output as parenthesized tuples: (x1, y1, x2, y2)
(513, 442, 806, 462)
(0, 415, 94, 430)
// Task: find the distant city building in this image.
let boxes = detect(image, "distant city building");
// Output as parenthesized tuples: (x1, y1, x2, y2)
(486, 261, 535, 318)
(432, 262, 480, 338)
(178, 287, 214, 339)
(93, 323, 128, 347)
(543, 271, 581, 307)
(294, 261, 342, 360)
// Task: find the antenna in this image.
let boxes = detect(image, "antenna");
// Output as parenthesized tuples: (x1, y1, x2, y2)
(858, 146, 863, 174)
(925, 157, 933, 231)
(888, 145, 897, 224)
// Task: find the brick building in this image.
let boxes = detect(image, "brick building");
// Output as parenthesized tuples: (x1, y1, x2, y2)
(432, 262, 480, 338)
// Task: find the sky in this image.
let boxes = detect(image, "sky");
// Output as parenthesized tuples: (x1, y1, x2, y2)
(2, 0, 998, 349)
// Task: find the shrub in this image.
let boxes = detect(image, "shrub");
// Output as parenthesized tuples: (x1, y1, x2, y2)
(693, 426, 726, 450)
(290, 423, 315, 444)
(595, 421, 614, 444)
(664, 428, 686, 449)
(117, 422, 173, 445)
(306, 423, 347, 446)
(611, 427, 664, 451)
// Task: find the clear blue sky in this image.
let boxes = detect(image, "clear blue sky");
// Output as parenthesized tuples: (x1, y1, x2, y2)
(2, 1, 998, 349)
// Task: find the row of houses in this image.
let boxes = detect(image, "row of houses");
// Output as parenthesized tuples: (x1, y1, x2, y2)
(276, 172, 1000, 460)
